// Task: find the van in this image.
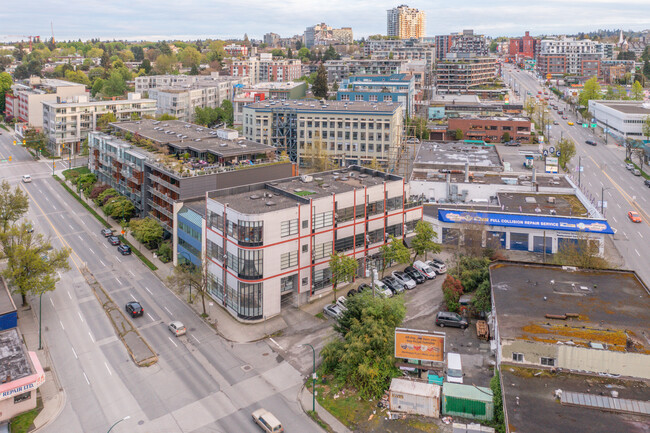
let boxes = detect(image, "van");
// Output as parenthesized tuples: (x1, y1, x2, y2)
(446, 353, 463, 384)
(413, 260, 436, 279)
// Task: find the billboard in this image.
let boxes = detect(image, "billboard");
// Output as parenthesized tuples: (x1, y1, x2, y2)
(395, 328, 445, 363)
(438, 209, 614, 234)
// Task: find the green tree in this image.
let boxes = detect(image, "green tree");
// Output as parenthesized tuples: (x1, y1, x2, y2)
(302, 131, 335, 172)
(0, 223, 70, 306)
(524, 98, 536, 117)
(379, 235, 410, 277)
(102, 71, 127, 97)
(642, 116, 650, 141)
(130, 217, 164, 249)
(220, 99, 234, 127)
(167, 260, 204, 311)
(271, 48, 285, 58)
(579, 76, 601, 107)
(312, 64, 329, 99)
(644, 60, 650, 80)
(180, 46, 202, 67)
(0, 180, 29, 233)
(91, 78, 104, 97)
(0, 72, 12, 114)
(97, 112, 117, 131)
(86, 47, 104, 58)
(441, 274, 464, 313)
(297, 47, 310, 59)
(194, 106, 223, 127)
(323, 45, 340, 61)
(76, 173, 97, 196)
(95, 187, 118, 206)
(501, 132, 511, 142)
(631, 80, 644, 100)
(23, 128, 47, 154)
(140, 58, 152, 74)
(410, 220, 441, 262)
(553, 235, 610, 269)
(454, 128, 464, 140)
(557, 138, 576, 170)
(189, 64, 199, 75)
(158, 113, 178, 121)
(64, 70, 91, 86)
(103, 196, 135, 220)
(154, 54, 176, 74)
(603, 85, 617, 100)
(329, 252, 358, 302)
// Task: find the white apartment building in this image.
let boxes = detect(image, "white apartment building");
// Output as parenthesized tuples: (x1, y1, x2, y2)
(242, 100, 404, 167)
(229, 54, 302, 84)
(536, 37, 608, 76)
(205, 166, 423, 321)
(42, 93, 156, 156)
(387, 5, 426, 39)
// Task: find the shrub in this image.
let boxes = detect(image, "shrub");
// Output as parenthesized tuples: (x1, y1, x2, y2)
(156, 242, 173, 263)
(442, 274, 464, 313)
(89, 184, 110, 200)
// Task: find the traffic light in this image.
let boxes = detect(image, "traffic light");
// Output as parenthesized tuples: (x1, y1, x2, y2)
(22, 140, 26, 145)
(13, 140, 16, 145)
(8, 156, 11, 162)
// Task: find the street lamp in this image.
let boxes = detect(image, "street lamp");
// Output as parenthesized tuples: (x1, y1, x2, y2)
(38, 291, 44, 350)
(601, 187, 611, 214)
(300, 344, 316, 413)
(106, 416, 130, 433)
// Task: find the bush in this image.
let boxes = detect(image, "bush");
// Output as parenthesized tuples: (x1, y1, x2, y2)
(442, 274, 464, 313)
(156, 242, 173, 263)
(89, 184, 110, 201)
(96, 188, 118, 206)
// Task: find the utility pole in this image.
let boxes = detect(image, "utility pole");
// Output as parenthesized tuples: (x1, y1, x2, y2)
(578, 156, 581, 187)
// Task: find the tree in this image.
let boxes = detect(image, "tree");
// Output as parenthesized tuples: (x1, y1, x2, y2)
(64, 70, 91, 86)
(189, 64, 199, 75)
(312, 64, 329, 99)
(302, 131, 334, 172)
(0, 180, 29, 233)
(0, 223, 70, 306)
(97, 112, 117, 131)
(323, 45, 340, 61)
(103, 196, 135, 221)
(553, 235, 610, 269)
(524, 98, 536, 117)
(180, 46, 202, 67)
(194, 106, 223, 127)
(158, 113, 177, 121)
(297, 47, 310, 59)
(454, 128, 464, 140)
(130, 217, 164, 249)
(329, 252, 358, 302)
(410, 220, 441, 262)
(0, 72, 13, 115)
(102, 71, 127, 97)
(617, 51, 636, 61)
(130, 45, 145, 62)
(406, 116, 430, 140)
(441, 275, 464, 313)
(271, 48, 285, 58)
(501, 132, 511, 142)
(220, 99, 234, 127)
(631, 80, 644, 101)
(490, 373, 506, 433)
(579, 76, 601, 107)
(87, 47, 104, 58)
(286, 48, 293, 59)
(632, 147, 646, 174)
(23, 128, 47, 154)
(557, 138, 576, 170)
(91, 78, 104, 97)
(76, 173, 97, 196)
(643, 116, 650, 141)
(154, 54, 176, 74)
(166, 260, 205, 312)
(140, 58, 152, 74)
(644, 60, 650, 80)
(379, 235, 410, 277)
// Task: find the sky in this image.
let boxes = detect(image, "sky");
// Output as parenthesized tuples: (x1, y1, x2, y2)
(2, 0, 649, 42)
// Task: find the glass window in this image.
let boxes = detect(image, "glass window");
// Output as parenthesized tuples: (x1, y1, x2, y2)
(313, 211, 333, 229)
(386, 195, 403, 211)
(209, 210, 223, 232)
(281, 219, 298, 237)
(541, 357, 555, 366)
(335, 236, 354, 252)
(366, 200, 384, 215)
(207, 272, 223, 301)
(238, 282, 262, 319)
(237, 220, 263, 245)
(238, 249, 263, 279)
(208, 240, 223, 262)
(512, 352, 524, 362)
(281, 274, 297, 293)
(13, 391, 31, 404)
(312, 241, 332, 260)
(281, 250, 298, 269)
(312, 268, 332, 291)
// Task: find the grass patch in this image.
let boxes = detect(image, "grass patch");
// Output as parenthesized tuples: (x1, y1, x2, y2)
(11, 401, 41, 433)
(120, 236, 158, 271)
(314, 312, 325, 320)
(312, 374, 376, 428)
(307, 410, 333, 432)
(62, 166, 91, 181)
(0, 123, 9, 131)
(624, 158, 649, 180)
(53, 175, 111, 228)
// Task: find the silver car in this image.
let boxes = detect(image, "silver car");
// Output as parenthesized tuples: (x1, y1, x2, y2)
(323, 304, 345, 319)
(391, 271, 416, 290)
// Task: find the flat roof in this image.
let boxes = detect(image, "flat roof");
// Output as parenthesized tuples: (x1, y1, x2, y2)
(43, 97, 156, 108)
(181, 198, 206, 218)
(501, 366, 650, 433)
(245, 99, 401, 114)
(414, 141, 503, 169)
(0, 328, 34, 382)
(451, 116, 531, 122)
(592, 101, 650, 115)
(208, 166, 401, 214)
(246, 81, 304, 90)
(490, 262, 650, 353)
(412, 171, 571, 189)
(497, 192, 588, 217)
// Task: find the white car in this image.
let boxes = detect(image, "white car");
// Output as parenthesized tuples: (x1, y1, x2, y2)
(373, 280, 393, 298)
(413, 260, 437, 279)
(391, 271, 416, 289)
(22, 174, 32, 183)
(252, 408, 284, 432)
(336, 296, 348, 311)
(323, 303, 345, 319)
(427, 259, 447, 274)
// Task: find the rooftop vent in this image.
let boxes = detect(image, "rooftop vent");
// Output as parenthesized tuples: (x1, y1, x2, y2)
(358, 174, 368, 178)
(250, 194, 262, 200)
(265, 201, 276, 206)
(194, 138, 201, 142)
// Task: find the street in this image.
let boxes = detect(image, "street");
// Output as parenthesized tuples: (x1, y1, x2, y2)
(0, 132, 318, 433)
(502, 66, 650, 283)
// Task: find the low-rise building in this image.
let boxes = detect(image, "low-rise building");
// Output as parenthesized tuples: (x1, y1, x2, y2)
(205, 166, 423, 320)
(427, 94, 523, 122)
(232, 81, 307, 126)
(447, 116, 532, 142)
(336, 74, 415, 117)
(42, 93, 156, 156)
(229, 54, 302, 84)
(435, 54, 497, 94)
(588, 100, 650, 140)
(242, 99, 404, 166)
(224, 44, 249, 57)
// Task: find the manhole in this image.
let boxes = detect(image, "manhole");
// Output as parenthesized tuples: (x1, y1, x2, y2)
(241, 364, 252, 372)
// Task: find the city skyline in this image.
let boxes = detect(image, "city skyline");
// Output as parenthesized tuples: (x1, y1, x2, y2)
(1, 0, 649, 42)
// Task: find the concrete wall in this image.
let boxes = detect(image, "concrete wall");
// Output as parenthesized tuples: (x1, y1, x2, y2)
(410, 179, 575, 202)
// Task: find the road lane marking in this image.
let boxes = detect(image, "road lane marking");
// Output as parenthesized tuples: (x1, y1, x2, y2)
(68, 224, 74, 230)
(103, 243, 108, 249)
(130, 293, 137, 301)
(78, 235, 83, 241)
(81, 220, 87, 225)
(72, 347, 78, 359)
(639, 232, 644, 239)
(83, 372, 90, 385)
(168, 337, 178, 347)
(50, 298, 55, 307)
(269, 338, 284, 350)
(105, 362, 112, 375)
(612, 216, 617, 223)
(617, 203, 621, 209)
(192, 335, 200, 344)
(129, 271, 135, 277)
(147, 313, 155, 321)
(99, 260, 106, 266)
(116, 277, 122, 285)
(89, 332, 95, 343)
(89, 248, 95, 255)
(78, 311, 84, 322)
(60, 320, 64, 330)
(635, 249, 641, 256)
(145, 287, 152, 295)
(588, 181, 592, 187)
(164, 306, 172, 315)
(67, 290, 72, 299)
(52, 205, 57, 210)
(116, 256, 122, 263)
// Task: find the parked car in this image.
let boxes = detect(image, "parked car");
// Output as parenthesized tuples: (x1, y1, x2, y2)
(632, 169, 641, 176)
(168, 321, 186, 336)
(391, 271, 416, 289)
(323, 303, 345, 319)
(553, 120, 559, 125)
(404, 266, 425, 284)
(628, 211, 642, 223)
(644, 179, 650, 188)
(626, 163, 635, 170)
(413, 260, 437, 279)
(117, 245, 131, 255)
(336, 296, 348, 311)
(585, 140, 597, 146)
(22, 174, 32, 183)
(346, 288, 358, 297)
(357, 283, 372, 294)
(251, 408, 284, 433)
(373, 280, 393, 298)
(381, 276, 405, 294)
(435, 311, 469, 329)
(427, 259, 447, 274)
(101, 228, 114, 237)
(125, 301, 144, 318)
(107, 235, 120, 246)
(504, 141, 520, 147)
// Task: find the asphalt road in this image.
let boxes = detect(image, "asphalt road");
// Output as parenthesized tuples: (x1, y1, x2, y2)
(0, 133, 318, 433)
(502, 66, 650, 283)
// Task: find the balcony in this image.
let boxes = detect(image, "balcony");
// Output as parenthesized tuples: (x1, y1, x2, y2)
(147, 199, 173, 219)
(147, 173, 180, 193)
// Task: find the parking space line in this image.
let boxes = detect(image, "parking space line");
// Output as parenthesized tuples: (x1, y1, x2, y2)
(89, 248, 96, 255)
(78, 235, 83, 241)
(168, 337, 178, 347)
(145, 287, 152, 295)
(103, 243, 108, 249)
(67, 290, 72, 299)
(60, 320, 64, 330)
(89, 332, 95, 343)
(147, 313, 155, 321)
(635, 249, 640, 256)
(130, 293, 137, 301)
(68, 224, 74, 230)
(129, 271, 135, 277)
(612, 216, 617, 223)
(116, 256, 122, 263)
(116, 277, 122, 285)
(50, 298, 55, 307)
(269, 338, 283, 350)
(192, 335, 200, 344)
(639, 232, 644, 239)
(99, 260, 106, 266)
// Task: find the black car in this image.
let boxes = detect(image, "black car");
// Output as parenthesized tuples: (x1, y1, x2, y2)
(404, 266, 425, 284)
(644, 179, 650, 188)
(585, 140, 597, 146)
(435, 311, 468, 329)
(117, 245, 131, 255)
(101, 228, 114, 237)
(125, 301, 144, 317)
(381, 276, 405, 294)
(346, 288, 358, 297)
(108, 235, 120, 246)
(357, 283, 372, 294)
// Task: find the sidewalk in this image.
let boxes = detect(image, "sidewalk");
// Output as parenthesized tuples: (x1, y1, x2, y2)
(15, 300, 66, 432)
(299, 384, 352, 433)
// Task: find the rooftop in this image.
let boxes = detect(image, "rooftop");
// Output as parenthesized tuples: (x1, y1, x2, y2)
(208, 166, 402, 214)
(246, 81, 305, 90)
(43, 96, 156, 108)
(0, 328, 34, 382)
(413, 141, 503, 169)
(490, 262, 650, 354)
(245, 99, 402, 114)
(501, 366, 650, 433)
(412, 170, 570, 189)
(591, 100, 650, 115)
(497, 192, 588, 217)
(450, 115, 531, 122)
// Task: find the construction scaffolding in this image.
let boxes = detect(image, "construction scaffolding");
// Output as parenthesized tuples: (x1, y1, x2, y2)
(388, 121, 419, 179)
(270, 107, 298, 162)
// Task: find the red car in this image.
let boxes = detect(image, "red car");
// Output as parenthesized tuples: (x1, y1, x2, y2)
(628, 211, 642, 223)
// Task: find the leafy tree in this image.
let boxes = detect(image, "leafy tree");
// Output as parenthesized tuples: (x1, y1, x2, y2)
(194, 106, 223, 127)
(643, 116, 650, 141)
(0, 223, 70, 306)
(166, 259, 204, 311)
(158, 113, 178, 121)
(617, 51, 636, 61)
(501, 132, 511, 142)
(329, 252, 358, 302)
(118, 50, 135, 62)
(644, 60, 650, 80)
(103, 196, 135, 220)
(603, 85, 617, 100)
(130, 45, 145, 62)
(23, 128, 47, 153)
(157, 42, 172, 56)
(76, 173, 97, 196)
(86, 47, 104, 58)
(323, 45, 340, 61)
(64, 70, 91, 86)
(406, 116, 430, 139)
(632, 147, 646, 174)
(156, 242, 173, 263)
(88, 184, 111, 202)
(410, 220, 441, 262)
(189, 64, 199, 75)
(154, 54, 176, 74)
(180, 46, 202, 67)
(454, 128, 464, 140)
(97, 112, 117, 131)
(220, 99, 234, 127)
(271, 48, 285, 58)
(297, 47, 310, 59)
(553, 235, 610, 269)
(441, 274, 464, 313)
(312, 64, 329, 99)
(0, 72, 13, 114)
(379, 235, 410, 277)
(91, 78, 104, 97)
(302, 131, 334, 172)
(631, 80, 644, 101)
(0, 180, 29, 233)
(140, 58, 152, 74)
(102, 71, 127, 97)
(95, 187, 118, 206)
(286, 48, 293, 59)
(557, 138, 576, 170)
(579, 76, 601, 107)
(321, 292, 405, 398)
(524, 98, 536, 117)
(0, 56, 12, 72)
(130, 217, 164, 249)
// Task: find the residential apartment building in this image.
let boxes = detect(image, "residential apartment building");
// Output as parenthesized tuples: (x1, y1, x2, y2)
(5, 77, 86, 128)
(229, 54, 302, 84)
(508, 31, 538, 59)
(90, 119, 294, 233)
(435, 30, 488, 61)
(263, 32, 281, 47)
(536, 37, 607, 77)
(387, 5, 426, 39)
(435, 54, 497, 94)
(336, 73, 415, 117)
(447, 116, 533, 142)
(145, 76, 247, 122)
(205, 166, 423, 320)
(304, 23, 353, 48)
(323, 58, 406, 82)
(42, 93, 156, 156)
(233, 81, 307, 126)
(224, 44, 249, 57)
(242, 100, 404, 166)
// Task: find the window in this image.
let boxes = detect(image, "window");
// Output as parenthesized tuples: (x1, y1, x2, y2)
(366, 200, 384, 215)
(238, 282, 262, 319)
(302, 220, 308, 229)
(336, 206, 354, 222)
(281, 219, 298, 237)
(335, 236, 354, 252)
(238, 249, 263, 279)
(355, 95, 364, 101)
(281, 274, 297, 293)
(312, 267, 332, 291)
(541, 357, 556, 366)
(237, 220, 263, 245)
(14, 391, 31, 404)
(281, 250, 298, 269)
(302, 244, 308, 253)
(386, 195, 403, 211)
(207, 272, 223, 301)
(208, 211, 223, 232)
(512, 352, 524, 362)
(313, 211, 333, 229)
(312, 241, 332, 260)
(302, 277, 309, 286)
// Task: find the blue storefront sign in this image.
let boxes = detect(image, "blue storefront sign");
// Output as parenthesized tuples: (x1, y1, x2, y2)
(438, 209, 614, 234)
